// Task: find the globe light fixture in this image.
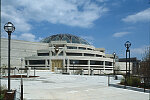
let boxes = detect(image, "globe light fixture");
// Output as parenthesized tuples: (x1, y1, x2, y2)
(4, 22, 15, 35)
(113, 52, 116, 75)
(4, 22, 15, 92)
(124, 41, 131, 50)
(124, 41, 131, 89)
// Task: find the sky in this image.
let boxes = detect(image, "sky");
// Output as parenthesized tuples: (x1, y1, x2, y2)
(1, 0, 150, 60)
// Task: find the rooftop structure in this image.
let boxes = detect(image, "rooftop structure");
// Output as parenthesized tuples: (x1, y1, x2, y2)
(41, 34, 90, 45)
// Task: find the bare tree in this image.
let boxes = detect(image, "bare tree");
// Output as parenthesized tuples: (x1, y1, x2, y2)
(139, 46, 150, 83)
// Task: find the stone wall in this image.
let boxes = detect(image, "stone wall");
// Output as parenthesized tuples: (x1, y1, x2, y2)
(1, 38, 48, 68)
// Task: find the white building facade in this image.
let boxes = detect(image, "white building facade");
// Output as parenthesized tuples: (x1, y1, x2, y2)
(1, 34, 114, 75)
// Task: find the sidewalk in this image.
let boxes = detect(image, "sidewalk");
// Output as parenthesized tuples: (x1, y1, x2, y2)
(1, 70, 149, 100)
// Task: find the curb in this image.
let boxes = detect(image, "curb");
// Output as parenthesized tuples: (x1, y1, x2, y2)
(110, 84, 150, 93)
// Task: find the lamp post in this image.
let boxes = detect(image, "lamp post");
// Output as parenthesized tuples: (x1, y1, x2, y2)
(113, 52, 116, 75)
(4, 22, 15, 92)
(73, 61, 75, 74)
(21, 58, 23, 100)
(124, 41, 131, 88)
(21, 58, 23, 75)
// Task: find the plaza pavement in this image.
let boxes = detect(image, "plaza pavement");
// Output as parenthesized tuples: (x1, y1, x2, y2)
(1, 70, 149, 100)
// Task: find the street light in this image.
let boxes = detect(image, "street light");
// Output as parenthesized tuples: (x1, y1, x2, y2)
(124, 41, 131, 50)
(4, 22, 15, 92)
(73, 61, 75, 74)
(113, 52, 116, 75)
(21, 58, 23, 75)
(124, 41, 131, 88)
(21, 58, 23, 100)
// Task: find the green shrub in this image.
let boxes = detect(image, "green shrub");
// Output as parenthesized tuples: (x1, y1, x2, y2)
(0, 85, 7, 99)
(0, 94, 4, 99)
(120, 76, 141, 87)
(127, 77, 140, 87)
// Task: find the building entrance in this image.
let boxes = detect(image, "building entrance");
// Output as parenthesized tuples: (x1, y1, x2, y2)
(51, 60, 63, 72)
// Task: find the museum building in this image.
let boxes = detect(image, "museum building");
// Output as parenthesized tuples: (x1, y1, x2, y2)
(1, 34, 114, 74)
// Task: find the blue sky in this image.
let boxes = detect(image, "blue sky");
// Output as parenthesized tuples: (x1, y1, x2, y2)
(2, 0, 150, 59)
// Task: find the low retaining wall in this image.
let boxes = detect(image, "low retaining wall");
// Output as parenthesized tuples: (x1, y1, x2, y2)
(110, 84, 150, 93)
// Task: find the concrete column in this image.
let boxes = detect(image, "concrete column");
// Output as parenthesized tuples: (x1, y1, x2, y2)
(14, 69, 16, 75)
(82, 53, 84, 56)
(81, 69, 84, 75)
(67, 59, 70, 73)
(63, 59, 65, 72)
(27, 67, 31, 78)
(45, 59, 48, 67)
(88, 60, 90, 75)
(63, 48, 66, 73)
(91, 69, 94, 75)
(63, 48, 66, 56)
(49, 50, 52, 70)
(50, 59, 52, 71)
(103, 61, 105, 71)
(49, 50, 52, 56)
(27, 60, 29, 67)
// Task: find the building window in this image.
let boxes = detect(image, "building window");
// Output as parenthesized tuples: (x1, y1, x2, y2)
(65, 59, 67, 64)
(38, 53, 49, 56)
(90, 61, 103, 65)
(87, 48, 92, 50)
(100, 50, 104, 52)
(52, 52, 56, 56)
(47, 60, 49, 64)
(67, 46, 77, 49)
(79, 47, 86, 50)
(96, 55, 102, 57)
(66, 53, 82, 56)
(25, 60, 28, 65)
(58, 51, 63, 56)
(105, 61, 112, 66)
(70, 60, 88, 65)
(29, 60, 45, 65)
(84, 53, 94, 56)
(105, 69, 112, 70)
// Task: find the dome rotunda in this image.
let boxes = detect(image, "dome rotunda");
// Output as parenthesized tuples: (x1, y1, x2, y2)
(41, 34, 90, 45)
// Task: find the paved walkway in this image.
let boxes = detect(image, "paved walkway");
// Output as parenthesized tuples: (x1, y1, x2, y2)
(1, 70, 149, 100)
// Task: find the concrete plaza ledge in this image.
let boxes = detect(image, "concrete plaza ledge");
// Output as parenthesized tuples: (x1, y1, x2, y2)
(110, 84, 150, 93)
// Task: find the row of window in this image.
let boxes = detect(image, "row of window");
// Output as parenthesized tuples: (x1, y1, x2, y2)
(26, 60, 112, 66)
(26, 60, 50, 65)
(69, 60, 112, 66)
(37, 52, 103, 57)
(66, 53, 102, 57)
(67, 46, 92, 50)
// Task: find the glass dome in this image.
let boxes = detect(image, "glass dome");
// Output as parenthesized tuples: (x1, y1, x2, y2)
(41, 34, 90, 45)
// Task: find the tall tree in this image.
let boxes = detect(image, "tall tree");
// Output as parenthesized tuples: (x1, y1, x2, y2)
(140, 47, 150, 77)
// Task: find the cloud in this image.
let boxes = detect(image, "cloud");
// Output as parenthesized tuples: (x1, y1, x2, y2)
(2, 5, 31, 32)
(96, 0, 106, 2)
(131, 45, 149, 59)
(122, 8, 150, 23)
(131, 47, 144, 55)
(113, 32, 131, 37)
(19, 33, 36, 41)
(2, 0, 108, 29)
(11, 33, 42, 42)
